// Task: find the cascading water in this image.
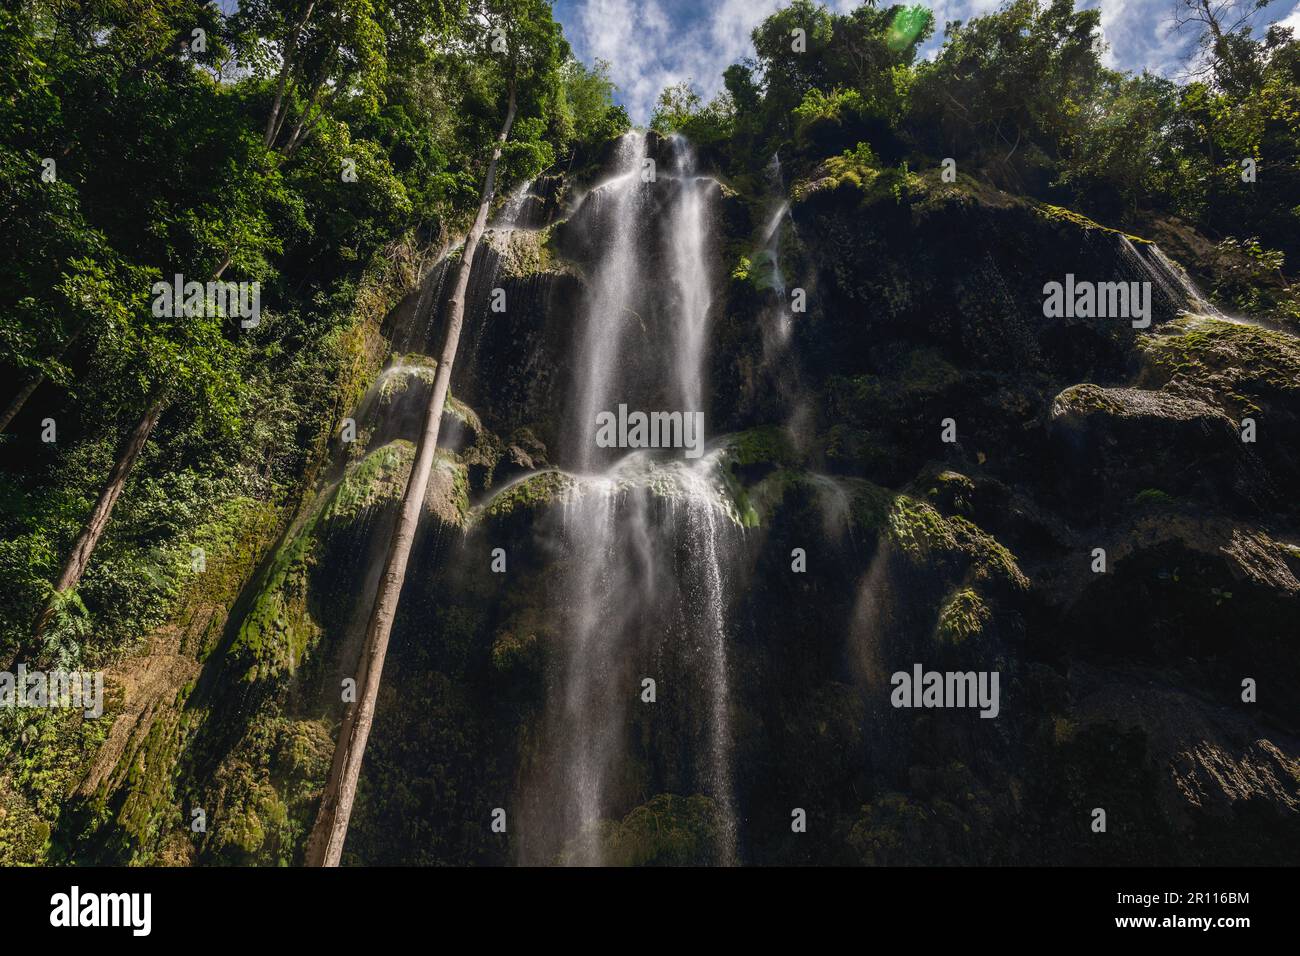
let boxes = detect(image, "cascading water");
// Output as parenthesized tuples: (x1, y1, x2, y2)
(513, 131, 739, 865)
(1117, 236, 1273, 328)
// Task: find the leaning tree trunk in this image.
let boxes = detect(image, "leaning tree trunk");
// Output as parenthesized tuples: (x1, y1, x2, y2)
(0, 313, 95, 435)
(33, 396, 166, 640)
(304, 81, 518, 867)
(0, 373, 45, 435)
(30, 251, 232, 643)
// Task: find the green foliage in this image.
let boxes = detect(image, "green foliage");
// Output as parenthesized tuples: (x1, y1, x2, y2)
(723, 1, 931, 160)
(556, 57, 629, 148)
(0, 0, 591, 862)
(1210, 237, 1300, 321)
(824, 141, 881, 188)
(912, 0, 1104, 168)
(936, 588, 991, 645)
(714, 0, 1298, 293)
(650, 81, 735, 146)
(572, 794, 724, 866)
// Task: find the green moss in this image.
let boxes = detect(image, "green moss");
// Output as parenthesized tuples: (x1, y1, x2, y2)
(477, 470, 575, 522)
(233, 442, 415, 680)
(377, 358, 436, 403)
(717, 428, 804, 527)
(937, 588, 991, 645)
(324, 441, 415, 524)
(1139, 314, 1300, 416)
(724, 426, 797, 468)
(1052, 383, 1130, 417)
(433, 452, 471, 524)
(0, 704, 111, 863)
(445, 394, 482, 434)
(116, 712, 182, 849)
(0, 779, 49, 864)
(887, 495, 958, 560)
(485, 224, 571, 279)
(1134, 488, 1175, 508)
(568, 793, 723, 866)
(948, 516, 1030, 590)
(1035, 203, 1150, 244)
(878, 494, 1028, 588)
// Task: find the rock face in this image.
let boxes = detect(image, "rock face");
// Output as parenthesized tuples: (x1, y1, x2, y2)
(57, 135, 1300, 867)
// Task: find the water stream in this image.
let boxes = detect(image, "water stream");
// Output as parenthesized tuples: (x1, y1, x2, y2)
(517, 131, 739, 864)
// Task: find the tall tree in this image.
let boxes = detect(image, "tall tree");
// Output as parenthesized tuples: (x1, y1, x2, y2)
(305, 0, 567, 866)
(234, 0, 461, 156)
(1174, 0, 1275, 94)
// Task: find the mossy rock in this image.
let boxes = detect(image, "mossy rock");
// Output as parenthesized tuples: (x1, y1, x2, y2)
(475, 470, 576, 523)
(1051, 383, 1231, 425)
(428, 452, 471, 526)
(1138, 314, 1300, 417)
(948, 516, 1030, 591)
(1035, 203, 1150, 244)
(376, 358, 436, 404)
(722, 425, 798, 469)
(872, 493, 1028, 590)
(936, 587, 992, 645)
(232, 441, 418, 680)
(1050, 383, 1240, 506)
(0, 778, 50, 864)
(926, 470, 976, 514)
(885, 495, 959, 560)
(717, 427, 803, 527)
(568, 793, 724, 866)
(483, 224, 573, 279)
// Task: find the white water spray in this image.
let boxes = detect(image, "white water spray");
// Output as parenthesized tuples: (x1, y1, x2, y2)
(523, 132, 738, 864)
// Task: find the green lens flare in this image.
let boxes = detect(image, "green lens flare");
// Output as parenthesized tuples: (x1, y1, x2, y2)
(887, 5, 931, 52)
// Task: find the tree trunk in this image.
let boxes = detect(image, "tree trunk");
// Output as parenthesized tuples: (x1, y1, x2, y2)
(0, 313, 95, 435)
(304, 80, 518, 867)
(281, 49, 335, 157)
(33, 397, 166, 640)
(265, 0, 317, 149)
(29, 250, 232, 644)
(0, 373, 45, 435)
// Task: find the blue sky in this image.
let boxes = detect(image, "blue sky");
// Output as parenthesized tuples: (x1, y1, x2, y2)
(554, 0, 1300, 122)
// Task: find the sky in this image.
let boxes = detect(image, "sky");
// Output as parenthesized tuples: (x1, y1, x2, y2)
(553, 0, 1300, 123)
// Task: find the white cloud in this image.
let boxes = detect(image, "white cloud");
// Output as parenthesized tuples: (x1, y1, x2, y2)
(1276, 1, 1300, 32)
(564, 0, 1300, 123)
(570, 0, 788, 122)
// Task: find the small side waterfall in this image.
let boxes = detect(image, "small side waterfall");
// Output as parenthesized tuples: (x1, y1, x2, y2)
(515, 132, 739, 865)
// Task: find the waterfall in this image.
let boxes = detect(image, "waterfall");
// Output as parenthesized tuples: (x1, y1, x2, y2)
(667, 135, 716, 417)
(1117, 236, 1254, 325)
(566, 132, 722, 470)
(516, 132, 739, 865)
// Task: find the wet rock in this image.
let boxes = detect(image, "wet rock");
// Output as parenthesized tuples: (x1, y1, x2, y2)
(1049, 384, 1241, 508)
